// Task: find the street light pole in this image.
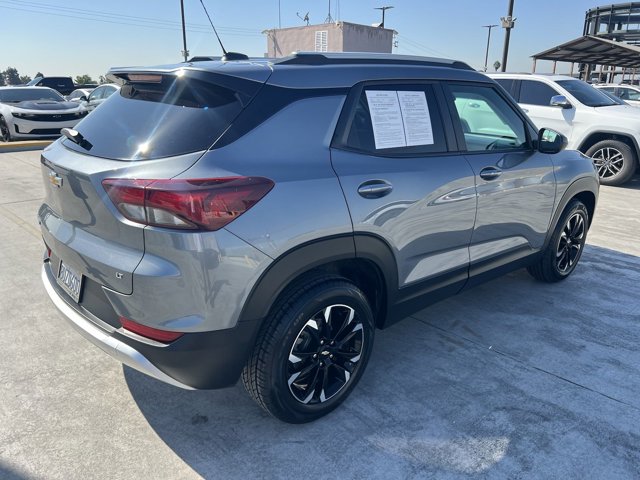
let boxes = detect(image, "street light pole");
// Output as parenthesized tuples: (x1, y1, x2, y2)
(180, 0, 189, 62)
(483, 24, 498, 72)
(500, 0, 516, 72)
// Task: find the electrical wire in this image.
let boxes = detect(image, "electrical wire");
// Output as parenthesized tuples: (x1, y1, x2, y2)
(0, 0, 262, 36)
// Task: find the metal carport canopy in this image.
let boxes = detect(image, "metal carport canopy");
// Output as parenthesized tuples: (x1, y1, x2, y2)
(532, 35, 640, 68)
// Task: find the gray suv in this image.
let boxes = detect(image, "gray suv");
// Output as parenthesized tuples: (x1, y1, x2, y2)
(40, 53, 599, 423)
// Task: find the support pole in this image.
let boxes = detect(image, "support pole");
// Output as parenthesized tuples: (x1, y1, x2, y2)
(552, 61, 557, 74)
(500, 0, 515, 72)
(532, 58, 537, 73)
(570, 62, 574, 77)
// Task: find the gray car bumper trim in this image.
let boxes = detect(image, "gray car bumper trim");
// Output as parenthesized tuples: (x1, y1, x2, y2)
(41, 264, 194, 390)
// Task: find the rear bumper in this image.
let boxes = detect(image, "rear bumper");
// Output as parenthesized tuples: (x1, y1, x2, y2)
(41, 262, 261, 390)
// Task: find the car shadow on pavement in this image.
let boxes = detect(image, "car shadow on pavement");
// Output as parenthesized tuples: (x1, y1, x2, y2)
(124, 244, 640, 479)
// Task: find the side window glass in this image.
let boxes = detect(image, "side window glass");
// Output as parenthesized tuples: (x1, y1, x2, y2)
(449, 84, 529, 152)
(89, 88, 104, 101)
(519, 80, 560, 106)
(343, 85, 447, 155)
(618, 88, 640, 100)
(103, 86, 117, 99)
(494, 79, 517, 99)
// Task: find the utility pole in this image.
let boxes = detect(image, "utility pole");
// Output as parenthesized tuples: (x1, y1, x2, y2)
(375, 6, 394, 28)
(483, 25, 498, 72)
(500, 0, 516, 72)
(180, 0, 189, 62)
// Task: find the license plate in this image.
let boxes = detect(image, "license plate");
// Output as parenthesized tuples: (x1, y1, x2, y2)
(57, 261, 83, 303)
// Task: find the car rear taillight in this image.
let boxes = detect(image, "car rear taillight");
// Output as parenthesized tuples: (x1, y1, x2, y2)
(102, 177, 274, 231)
(119, 316, 184, 343)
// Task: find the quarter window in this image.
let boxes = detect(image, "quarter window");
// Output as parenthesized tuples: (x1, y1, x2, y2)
(519, 80, 560, 106)
(449, 84, 528, 152)
(618, 87, 640, 101)
(342, 85, 447, 155)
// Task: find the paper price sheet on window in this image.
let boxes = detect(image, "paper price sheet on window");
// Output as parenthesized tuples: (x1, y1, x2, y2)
(365, 90, 434, 150)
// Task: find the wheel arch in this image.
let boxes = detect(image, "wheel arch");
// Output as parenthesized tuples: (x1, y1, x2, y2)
(578, 131, 640, 166)
(238, 234, 397, 331)
(544, 176, 599, 250)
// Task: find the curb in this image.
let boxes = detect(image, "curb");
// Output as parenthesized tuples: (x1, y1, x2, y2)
(0, 140, 53, 153)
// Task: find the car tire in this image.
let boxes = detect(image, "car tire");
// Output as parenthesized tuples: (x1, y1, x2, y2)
(0, 116, 11, 142)
(527, 199, 589, 283)
(586, 139, 636, 186)
(241, 274, 375, 423)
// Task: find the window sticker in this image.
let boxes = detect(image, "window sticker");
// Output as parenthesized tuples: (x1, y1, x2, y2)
(365, 90, 406, 149)
(397, 91, 434, 146)
(365, 90, 434, 150)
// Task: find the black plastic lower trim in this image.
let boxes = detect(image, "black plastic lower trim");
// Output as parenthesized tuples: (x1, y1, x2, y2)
(116, 320, 262, 389)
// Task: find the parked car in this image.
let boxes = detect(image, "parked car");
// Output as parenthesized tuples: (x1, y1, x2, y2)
(594, 83, 640, 107)
(66, 88, 94, 103)
(489, 73, 640, 186)
(40, 53, 598, 423)
(0, 86, 88, 141)
(27, 76, 76, 96)
(80, 83, 120, 112)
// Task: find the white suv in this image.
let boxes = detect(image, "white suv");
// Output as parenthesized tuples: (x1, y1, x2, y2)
(595, 84, 640, 108)
(488, 73, 640, 186)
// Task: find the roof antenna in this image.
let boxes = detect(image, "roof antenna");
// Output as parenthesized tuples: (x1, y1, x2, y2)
(198, 0, 248, 61)
(297, 11, 310, 26)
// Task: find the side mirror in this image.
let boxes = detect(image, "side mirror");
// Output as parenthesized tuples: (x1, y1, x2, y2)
(537, 128, 567, 154)
(550, 95, 572, 109)
(79, 95, 88, 102)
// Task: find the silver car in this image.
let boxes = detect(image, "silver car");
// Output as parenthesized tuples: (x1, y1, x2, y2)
(40, 53, 599, 423)
(81, 83, 120, 112)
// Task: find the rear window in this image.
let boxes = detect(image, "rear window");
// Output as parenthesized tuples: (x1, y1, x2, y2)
(63, 74, 257, 160)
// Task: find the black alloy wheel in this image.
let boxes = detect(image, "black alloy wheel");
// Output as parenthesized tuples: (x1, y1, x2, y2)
(242, 275, 375, 423)
(287, 304, 364, 404)
(0, 117, 10, 142)
(527, 199, 589, 283)
(555, 212, 585, 275)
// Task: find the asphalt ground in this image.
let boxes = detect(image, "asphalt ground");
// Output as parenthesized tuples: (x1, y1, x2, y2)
(1, 149, 639, 479)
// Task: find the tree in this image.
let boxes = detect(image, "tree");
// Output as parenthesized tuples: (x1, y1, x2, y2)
(0, 73, 5, 86)
(3, 67, 20, 85)
(35, 71, 44, 78)
(19, 75, 32, 84)
(99, 75, 107, 84)
(493, 60, 501, 72)
(75, 74, 95, 85)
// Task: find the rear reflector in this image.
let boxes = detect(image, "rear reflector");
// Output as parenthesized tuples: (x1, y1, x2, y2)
(102, 177, 274, 231)
(119, 316, 184, 343)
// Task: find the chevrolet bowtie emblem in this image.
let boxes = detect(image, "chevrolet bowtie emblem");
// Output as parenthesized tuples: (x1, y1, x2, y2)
(48, 171, 63, 188)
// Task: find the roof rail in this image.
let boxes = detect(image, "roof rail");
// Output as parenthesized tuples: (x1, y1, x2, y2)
(276, 52, 473, 70)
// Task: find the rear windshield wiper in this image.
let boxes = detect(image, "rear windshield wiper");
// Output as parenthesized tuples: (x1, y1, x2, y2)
(62, 128, 93, 151)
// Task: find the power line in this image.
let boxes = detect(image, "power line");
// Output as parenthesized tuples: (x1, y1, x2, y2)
(0, 1, 262, 36)
(1, 0, 259, 32)
(396, 34, 452, 58)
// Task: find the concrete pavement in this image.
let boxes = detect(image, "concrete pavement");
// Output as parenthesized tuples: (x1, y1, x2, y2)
(0, 150, 639, 479)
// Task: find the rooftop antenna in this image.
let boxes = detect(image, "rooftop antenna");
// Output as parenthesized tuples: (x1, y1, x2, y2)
(325, 0, 334, 23)
(198, 0, 248, 61)
(297, 12, 310, 26)
(180, 0, 189, 62)
(375, 6, 394, 28)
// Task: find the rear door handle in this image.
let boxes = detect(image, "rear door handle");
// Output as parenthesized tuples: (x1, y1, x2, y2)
(357, 180, 393, 199)
(479, 167, 502, 181)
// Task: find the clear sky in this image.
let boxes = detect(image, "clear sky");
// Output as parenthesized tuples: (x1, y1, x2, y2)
(0, 0, 602, 80)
